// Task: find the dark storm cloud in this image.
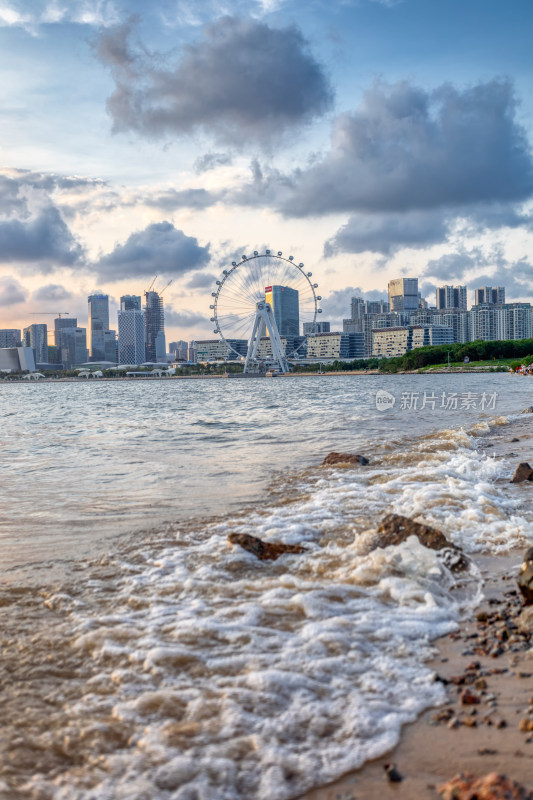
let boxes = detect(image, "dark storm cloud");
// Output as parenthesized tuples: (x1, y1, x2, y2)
(422, 252, 478, 281)
(194, 152, 233, 174)
(0, 206, 84, 268)
(185, 272, 217, 289)
(324, 210, 449, 256)
(96, 16, 333, 146)
(473, 258, 533, 300)
(273, 78, 533, 216)
(32, 284, 73, 302)
(0, 277, 26, 306)
(165, 309, 208, 327)
(95, 221, 210, 280)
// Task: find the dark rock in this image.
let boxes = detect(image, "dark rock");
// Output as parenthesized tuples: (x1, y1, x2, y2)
(227, 533, 306, 561)
(383, 763, 403, 783)
(322, 452, 369, 466)
(373, 513, 468, 571)
(438, 772, 533, 800)
(460, 688, 480, 705)
(511, 463, 533, 483)
(511, 437, 521, 442)
(517, 547, 533, 605)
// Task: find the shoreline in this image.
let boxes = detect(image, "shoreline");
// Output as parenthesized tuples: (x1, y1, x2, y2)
(299, 415, 533, 799)
(0, 368, 520, 383)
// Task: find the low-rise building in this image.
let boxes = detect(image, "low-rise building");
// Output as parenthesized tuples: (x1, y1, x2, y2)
(0, 347, 36, 372)
(306, 331, 364, 360)
(372, 325, 453, 358)
(195, 339, 248, 361)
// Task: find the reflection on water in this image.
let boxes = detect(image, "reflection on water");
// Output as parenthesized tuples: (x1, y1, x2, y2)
(1, 373, 531, 574)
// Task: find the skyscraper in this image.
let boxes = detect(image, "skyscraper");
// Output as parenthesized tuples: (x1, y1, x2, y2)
(60, 327, 87, 367)
(103, 330, 117, 363)
(54, 317, 77, 363)
(388, 278, 419, 311)
(0, 329, 22, 347)
(120, 295, 142, 311)
(474, 286, 505, 306)
(118, 296, 145, 365)
(88, 294, 110, 361)
(436, 285, 467, 310)
(144, 291, 165, 362)
(23, 324, 48, 363)
(264, 285, 299, 336)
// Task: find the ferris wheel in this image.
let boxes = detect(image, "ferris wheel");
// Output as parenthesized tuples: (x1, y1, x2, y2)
(209, 250, 322, 373)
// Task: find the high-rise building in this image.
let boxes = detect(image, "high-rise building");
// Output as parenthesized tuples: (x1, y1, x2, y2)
(155, 330, 167, 362)
(0, 329, 22, 348)
(54, 318, 77, 361)
(23, 324, 48, 363)
(118, 309, 145, 365)
(265, 285, 299, 336)
(103, 330, 117, 363)
(474, 286, 505, 306)
(144, 291, 165, 362)
(303, 321, 331, 334)
(188, 341, 198, 363)
(88, 294, 110, 361)
(60, 327, 87, 367)
(388, 278, 419, 311)
(169, 340, 189, 360)
(120, 295, 142, 311)
(436, 285, 467, 310)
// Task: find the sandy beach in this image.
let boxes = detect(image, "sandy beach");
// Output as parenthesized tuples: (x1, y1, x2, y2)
(299, 416, 533, 800)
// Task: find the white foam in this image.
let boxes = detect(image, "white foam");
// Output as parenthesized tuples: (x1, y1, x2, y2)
(22, 420, 533, 800)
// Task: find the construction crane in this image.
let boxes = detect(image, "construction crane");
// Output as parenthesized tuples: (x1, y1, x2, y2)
(30, 312, 70, 318)
(146, 275, 158, 293)
(159, 279, 173, 296)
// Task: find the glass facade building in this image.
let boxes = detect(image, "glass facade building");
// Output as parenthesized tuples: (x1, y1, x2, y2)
(264, 285, 299, 336)
(88, 294, 110, 361)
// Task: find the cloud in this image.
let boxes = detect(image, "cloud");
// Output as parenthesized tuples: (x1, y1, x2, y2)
(422, 252, 478, 281)
(472, 258, 533, 300)
(194, 152, 233, 174)
(144, 188, 219, 211)
(0, 276, 26, 306)
(185, 272, 217, 289)
(324, 209, 449, 255)
(320, 285, 388, 324)
(0, 206, 83, 268)
(273, 78, 533, 216)
(0, 1, 119, 32)
(165, 308, 208, 327)
(96, 16, 333, 147)
(95, 221, 210, 280)
(32, 283, 73, 302)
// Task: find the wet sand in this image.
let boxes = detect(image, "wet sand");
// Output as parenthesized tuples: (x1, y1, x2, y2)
(299, 415, 533, 800)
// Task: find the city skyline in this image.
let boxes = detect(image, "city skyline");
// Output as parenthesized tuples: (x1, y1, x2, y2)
(0, 1, 532, 342)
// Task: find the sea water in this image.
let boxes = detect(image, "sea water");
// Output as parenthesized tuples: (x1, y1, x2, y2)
(1, 373, 533, 800)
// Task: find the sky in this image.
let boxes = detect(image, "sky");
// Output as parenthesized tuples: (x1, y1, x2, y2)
(1, 0, 532, 341)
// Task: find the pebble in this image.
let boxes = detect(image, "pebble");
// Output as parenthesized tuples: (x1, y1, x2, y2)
(383, 763, 403, 783)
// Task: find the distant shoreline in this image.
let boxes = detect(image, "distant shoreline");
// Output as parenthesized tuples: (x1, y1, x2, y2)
(0, 367, 517, 384)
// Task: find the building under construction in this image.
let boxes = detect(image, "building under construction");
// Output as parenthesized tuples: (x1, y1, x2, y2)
(144, 290, 166, 362)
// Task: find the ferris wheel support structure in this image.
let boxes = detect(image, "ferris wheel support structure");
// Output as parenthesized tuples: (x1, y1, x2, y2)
(244, 301, 289, 374)
(210, 250, 322, 374)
